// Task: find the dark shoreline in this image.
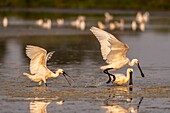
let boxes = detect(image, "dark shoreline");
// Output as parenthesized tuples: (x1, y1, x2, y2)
(0, 8, 170, 15)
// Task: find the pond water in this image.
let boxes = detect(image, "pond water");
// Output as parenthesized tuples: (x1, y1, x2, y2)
(0, 9, 170, 113)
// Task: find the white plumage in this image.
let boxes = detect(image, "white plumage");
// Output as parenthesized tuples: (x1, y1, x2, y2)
(111, 68, 133, 85)
(90, 26, 144, 84)
(23, 45, 73, 86)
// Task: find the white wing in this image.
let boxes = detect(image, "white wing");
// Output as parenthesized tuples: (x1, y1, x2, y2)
(90, 26, 129, 64)
(26, 45, 52, 74)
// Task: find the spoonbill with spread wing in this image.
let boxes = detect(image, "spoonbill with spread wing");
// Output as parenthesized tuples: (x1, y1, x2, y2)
(90, 26, 145, 83)
(23, 45, 73, 86)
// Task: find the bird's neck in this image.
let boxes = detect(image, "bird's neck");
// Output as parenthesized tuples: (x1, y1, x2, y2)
(126, 70, 131, 81)
(128, 59, 136, 66)
(51, 71, 59, 78)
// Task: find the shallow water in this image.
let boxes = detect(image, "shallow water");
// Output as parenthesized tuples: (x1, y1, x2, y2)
(0, 9, 170, 113)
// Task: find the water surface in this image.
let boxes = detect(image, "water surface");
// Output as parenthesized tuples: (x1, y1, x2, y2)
(0, 9, 170, 113)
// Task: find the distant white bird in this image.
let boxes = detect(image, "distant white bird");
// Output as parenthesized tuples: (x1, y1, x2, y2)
(42, 19, 51, 29)
(131, 20, 137, 31)
(109, 68, 134, 85)
(79, 20, 86, 30)
(139, 22, 145, 32)
(97, 21, 105, 30)
(109, 22, 116, 30)
(70, 15, 86, 30)
(114, 19, 125, 31)
(35, 19, 43, 26)
(70, 19, 80, 28)
(77, 15, 86, 21)
(136, 12, 143, 24)
(119, 19, 125, 31)
(143, 11, 150, 23)
(104, 12, 113, 23)
(23, 45, 73, 86)
(90, 26, 144, 84)
(3, 17, 8, 27)
(56, 18, 64, 27)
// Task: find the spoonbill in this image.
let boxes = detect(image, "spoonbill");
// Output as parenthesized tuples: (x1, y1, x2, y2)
(109, 22, 116, 30)
(90, 26, 145, 83)
(131, 20, 137, 31)
(97, 21, 106, 30)
(23, 45, 73, 86)
(104, 12, 113, 23)
(3, 17, 8, 27)
(42, 19, 51, 29)
(35, 19, 43, 26)
(143, 11, 150, 23)
(56, 18, 64, 27)
(139, 22, 145, 32)
(136, 12, 143, 24)
(109, 68, 134, 85)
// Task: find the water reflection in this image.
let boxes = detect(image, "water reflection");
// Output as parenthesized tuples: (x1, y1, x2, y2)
(29, 97, 64, 113)
(102, 95, 143, 113)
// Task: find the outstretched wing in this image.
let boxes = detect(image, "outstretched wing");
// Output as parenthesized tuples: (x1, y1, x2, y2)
(26, 45, 48, 74)
(90, 26, 129, 64)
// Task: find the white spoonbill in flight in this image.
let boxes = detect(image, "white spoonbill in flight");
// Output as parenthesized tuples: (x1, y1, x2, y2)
(23, 45, 73, 86)
(90, 26, 145, 83)
(109, 68, 134, 85)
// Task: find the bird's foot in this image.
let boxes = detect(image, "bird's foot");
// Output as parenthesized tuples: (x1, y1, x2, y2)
(45, 83, 48, 87)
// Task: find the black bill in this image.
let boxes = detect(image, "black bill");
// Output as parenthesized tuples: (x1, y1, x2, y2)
(63, 72, 74, 86)
(137, 63, 145, 77)
(137, 97, 144, 110)
(129, 71, 133, 86)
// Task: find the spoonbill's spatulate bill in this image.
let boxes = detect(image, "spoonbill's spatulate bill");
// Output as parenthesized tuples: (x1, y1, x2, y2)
(90, 26, 144, 83)
(23, 45, 73, 86)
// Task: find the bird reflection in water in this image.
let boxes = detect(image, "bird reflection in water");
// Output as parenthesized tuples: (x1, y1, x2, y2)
(29, 97, 64, 113)
(101, 95, 143, 113)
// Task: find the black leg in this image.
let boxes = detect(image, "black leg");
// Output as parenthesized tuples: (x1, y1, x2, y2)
(103, 68, 113, 75)
(104, 68, 115, 84)
(106, 75, 111, 84)
(45, 83, 48, 87)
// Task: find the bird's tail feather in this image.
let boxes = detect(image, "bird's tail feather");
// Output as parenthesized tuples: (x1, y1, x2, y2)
(23, 72, 33, 79)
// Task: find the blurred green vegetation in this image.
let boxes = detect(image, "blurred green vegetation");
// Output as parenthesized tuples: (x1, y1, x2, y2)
(0, 0, 170, 11)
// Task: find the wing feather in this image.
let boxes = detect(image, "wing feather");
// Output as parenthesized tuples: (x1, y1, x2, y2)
(90, 26, 129, 64)
(26, 45, 47, 74)
(46, 51, 55, 62)
(90, 26, 111, 60)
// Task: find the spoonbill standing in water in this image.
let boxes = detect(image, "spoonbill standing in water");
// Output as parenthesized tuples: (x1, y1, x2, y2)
(23, 45, 73, 86)
(109, 68, 134, 85)
(90, 26, 145, 83)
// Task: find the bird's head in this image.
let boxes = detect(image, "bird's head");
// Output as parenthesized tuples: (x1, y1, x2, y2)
(127, 68, 134, 73)
(56, 68, 74, 86)
(132, 59, 139, 65)
(132, 59, 145, 78)
(57, 69, 65, 75)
